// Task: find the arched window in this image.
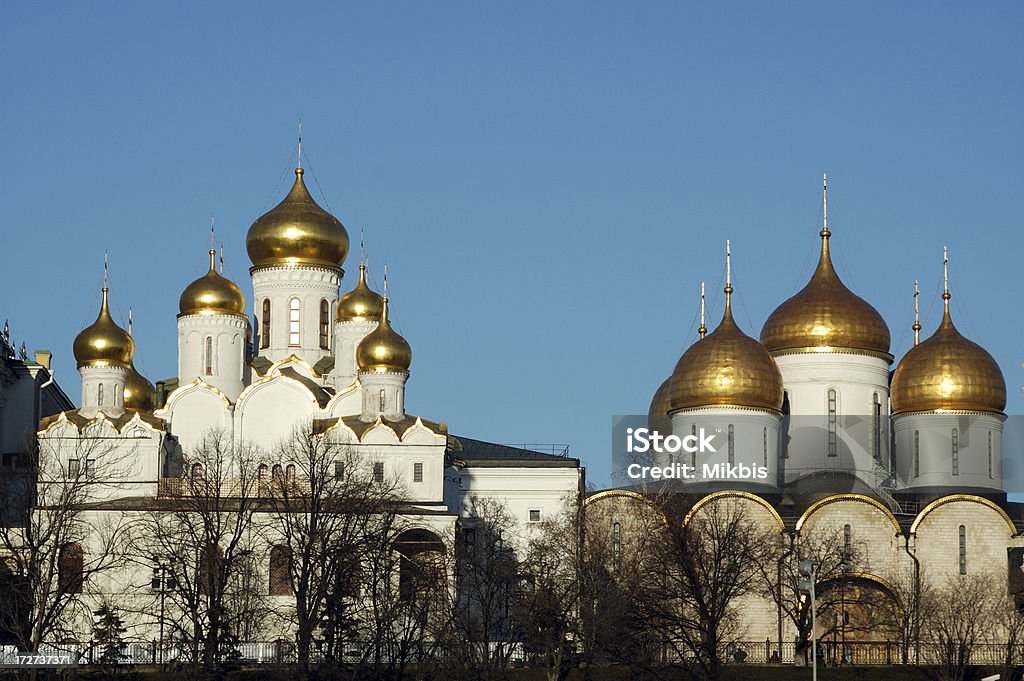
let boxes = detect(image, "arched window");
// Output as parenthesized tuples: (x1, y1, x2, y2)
(191, 463, 204, 479)
(763, 427, 768, 468)
(379, 389, 386, 412)
(198, 544, 222, 595)
(843, 524, 852, 565)
(872, 393, 881, 460)
(612, 522, 621, 561)
(285, 464, 296, 481)
(827, 388, 838, 457)
(913, 430, 920, 478)
(204, 336, 214, 376)
(319, 299, 330, 350)
(288, 298, 301, 346)
(258, 464, 268, 480)
(269, 545, 292, 596)
(989, 431, 994, 479)
(958, 525, 967, 574)
(690, 424, 697, 468)
(97, 383, 105, 406)
(952, 428, 959, 476)
(261, 299, 271, 349)
(272, 464, 283, 482)
(727, 424, 735, 465)
(58, 543, 84, 594)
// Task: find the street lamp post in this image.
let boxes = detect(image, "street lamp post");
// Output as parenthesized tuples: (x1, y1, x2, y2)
(151, 563, 175, 666)
(799, 560, 816, 681)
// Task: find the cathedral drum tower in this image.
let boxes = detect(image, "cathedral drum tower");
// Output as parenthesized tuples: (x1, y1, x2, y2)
(760, 177, 892, 485)
(247, 163, 350, 368)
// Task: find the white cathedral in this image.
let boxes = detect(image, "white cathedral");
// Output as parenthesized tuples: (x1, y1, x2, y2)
(31, 157, 582, 645)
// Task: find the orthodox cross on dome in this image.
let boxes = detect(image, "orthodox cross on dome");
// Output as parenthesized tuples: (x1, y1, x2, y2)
(943, 245, 951, 311)
(297, 117, 303, 169)
(128, 306, 133, 336)
(913, 279, 921, 345)
(103, 250, 109, 288)
(360, 227, 366, 266)
(699, 281, 707, 339)
(821, 173, 830, 238)
(210, 214, 216, 250)
(724, 239, 733, 300)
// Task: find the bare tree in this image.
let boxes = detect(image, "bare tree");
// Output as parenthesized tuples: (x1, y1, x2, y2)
(441, 496, 524, 680)
(518, 496, 587, 681)
(264, 423, 405, 673)
(0, 428, 135, 652)
(921, 571, 1000, 681)
(135, 430, 264, 667)
(757, 524, 866, 664)
(644, 497, 774, 681)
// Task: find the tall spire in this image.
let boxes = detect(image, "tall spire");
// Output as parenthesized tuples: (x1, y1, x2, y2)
(913, 279, 921, 345)
(943, 245, 951, 313)
(297, 117, 303, 169)
(698, 281, 707, 339)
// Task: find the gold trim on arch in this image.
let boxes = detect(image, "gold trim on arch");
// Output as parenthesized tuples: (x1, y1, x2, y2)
(816, 572, 901, 609)
(909, 494, 1016, 536)
(683, 490, 785, 528)
(157, 377, 232, 416)
(583, 489, 668, 526)
(795, 493, 901, 534)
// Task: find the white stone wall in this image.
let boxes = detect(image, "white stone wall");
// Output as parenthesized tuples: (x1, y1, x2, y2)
(79, 365, 128, 418)
(894, 413, 1004, 491)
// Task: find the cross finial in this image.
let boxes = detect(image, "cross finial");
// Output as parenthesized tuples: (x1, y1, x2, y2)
(913, 279, 921, 345)
(103, 251, 109, 288)
(219, 245, 224, 274)
(943, 245, 950, 310)
(699, 281, 707, 339)
(383, 262, 388, 297)
(725, 240, 732, 293)
(821, 173, 831, 239)
(210, 214, 216, 250)
(297, 117, 303, 169)
(360, 227, 366, 265)
(128, 306, 133, 336)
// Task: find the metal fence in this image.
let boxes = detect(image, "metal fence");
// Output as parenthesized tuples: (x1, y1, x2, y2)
(4, 639, 1020, 668)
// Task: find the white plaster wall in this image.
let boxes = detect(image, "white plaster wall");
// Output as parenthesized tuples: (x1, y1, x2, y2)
(894, 413, 1004, 491)
(177, 314, 248, 402)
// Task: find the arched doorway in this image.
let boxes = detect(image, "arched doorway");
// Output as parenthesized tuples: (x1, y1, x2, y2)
(815, 574, 901, 664)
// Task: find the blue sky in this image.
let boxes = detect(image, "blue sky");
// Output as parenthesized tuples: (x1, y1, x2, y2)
(2, 3, 1022, 487)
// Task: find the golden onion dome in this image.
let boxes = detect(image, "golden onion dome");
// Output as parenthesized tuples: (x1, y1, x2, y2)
(179, 250, 247, 317)
(73, 287, 135, 369)
(760, 228, 890, 358)
(356, 297, 412, 373)
(647, 377, 672, 434)
(891, 298, 1006, 415)
(669, 286, 784, 413)
(123, 362, 156, 412)
(246, 167, 349, 269)
(337, 264, 384, 322)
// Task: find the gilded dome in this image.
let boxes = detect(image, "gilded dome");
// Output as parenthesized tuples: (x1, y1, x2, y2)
(669, 291, 784, 413)
(337, 264, 384, 322)
(356, 298, 412, 373)
(246, 167, 350, 269)
(760, 229, 891, 358)
(647, 377, 672, 434)
(73, 288, 135, 369)
(123, 362, 156, 412)
(891, 304, 1006, 415)
(179, 250, 247, 317)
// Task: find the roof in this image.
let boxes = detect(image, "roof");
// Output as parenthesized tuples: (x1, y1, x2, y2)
(39, 408, 166, 432)
(314, 413, 447, 440)
(449, 436, 580, 468)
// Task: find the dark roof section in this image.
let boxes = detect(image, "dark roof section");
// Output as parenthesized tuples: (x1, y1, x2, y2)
(279, 366, 332, 408)
(450, 436, 580, 468)
(312, 355, 335, 376)
(249, 356, 273, 376)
